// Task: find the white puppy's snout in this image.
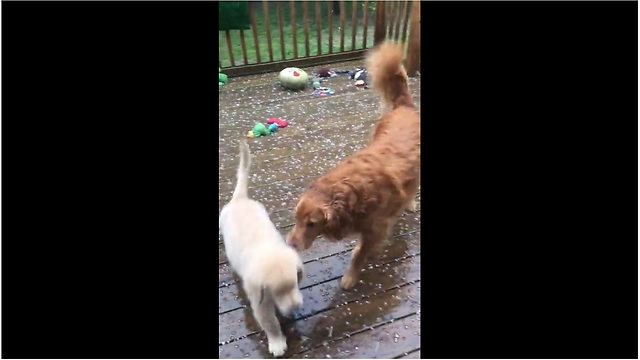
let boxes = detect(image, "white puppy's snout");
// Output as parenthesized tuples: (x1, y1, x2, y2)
(277, 291, 304, 316)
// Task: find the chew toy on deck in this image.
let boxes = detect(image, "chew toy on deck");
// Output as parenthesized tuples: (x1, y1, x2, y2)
(252, 123, 270, 137)
(279, 67, 308, 90)
(219, 67, 228, 86)
(266, 118, 289, 128)
(313, 87, 335, 97)
(247, 121, 282, 138)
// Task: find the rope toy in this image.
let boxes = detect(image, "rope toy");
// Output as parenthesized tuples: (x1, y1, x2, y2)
(312, 86, 335, 97)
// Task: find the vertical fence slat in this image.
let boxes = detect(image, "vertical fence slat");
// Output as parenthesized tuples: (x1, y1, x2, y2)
(224, 30, 235, 67)
(315, 1, 322, 55)
(238, 29, 249, 65)
(262, 1, 274, 63)
(394, 1, 406, 42)
(277, 2, 286, 60)
(339, 0, 346, 52)
(303, 1, 310, 57)
(387, 1, 398, 39)
(223, 1, 382, 70)
(406, 0, 421, 76)
(396, 1, 405, 40)
(373, 1, 386, 45)
(350, 0, 358, 50)
(328, 1, 334, 53)
(400, 0, 411, 44)
(248, 4, 261, 64)
(290, 1, 298, 59)
(384, 1, 392, 38)
(362, 0, 370, 49)
(395, 2, 402, 38)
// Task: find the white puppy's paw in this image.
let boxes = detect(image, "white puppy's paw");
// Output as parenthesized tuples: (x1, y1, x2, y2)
(268, 336, 287, 357)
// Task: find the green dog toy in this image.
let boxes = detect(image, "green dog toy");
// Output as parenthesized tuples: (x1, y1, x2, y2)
(219, 67, 228, 86)
(252, 123, 270, 137)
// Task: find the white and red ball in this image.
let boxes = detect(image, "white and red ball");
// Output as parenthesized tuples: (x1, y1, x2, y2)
(279, 67, 308, 90)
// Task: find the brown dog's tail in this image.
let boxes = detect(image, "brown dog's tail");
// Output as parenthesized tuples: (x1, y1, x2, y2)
(365, 41, 414, 110)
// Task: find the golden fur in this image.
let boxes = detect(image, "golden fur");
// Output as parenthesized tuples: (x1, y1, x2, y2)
(286, 42, 420, 290)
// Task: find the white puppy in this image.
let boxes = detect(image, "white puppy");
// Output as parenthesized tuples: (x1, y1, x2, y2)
(219, 140, 304, 357)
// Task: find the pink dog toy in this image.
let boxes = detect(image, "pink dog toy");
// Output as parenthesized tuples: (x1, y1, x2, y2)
(267, 118, 289, 128)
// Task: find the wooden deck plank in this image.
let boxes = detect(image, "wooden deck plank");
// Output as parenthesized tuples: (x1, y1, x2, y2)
(395, 349, 421, 359)
(218, 60, 421, 359)
(296, 314, 421, 359)
(219, 230, 421, 315)
(219, 254, 419, 346)
(219, 280, 420, 358)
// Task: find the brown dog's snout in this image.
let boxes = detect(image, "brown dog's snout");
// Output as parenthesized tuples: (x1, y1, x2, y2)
(286, 231, 298, 249)
(287, 228, 307, 251)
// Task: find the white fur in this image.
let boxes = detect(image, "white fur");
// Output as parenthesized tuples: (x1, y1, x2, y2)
(219, 140, 304, 357)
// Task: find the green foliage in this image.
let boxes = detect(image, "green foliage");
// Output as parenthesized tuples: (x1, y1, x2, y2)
(218, 2, 250, 31)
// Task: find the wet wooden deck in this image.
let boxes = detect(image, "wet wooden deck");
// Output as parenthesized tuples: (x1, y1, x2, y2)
(219, 60, 421, 359)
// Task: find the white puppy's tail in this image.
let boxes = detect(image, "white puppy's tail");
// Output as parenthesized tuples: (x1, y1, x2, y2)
(232, 139, 252, 200)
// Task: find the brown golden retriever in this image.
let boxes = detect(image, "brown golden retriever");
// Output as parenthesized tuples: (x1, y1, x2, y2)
(286, 42, 420, 290)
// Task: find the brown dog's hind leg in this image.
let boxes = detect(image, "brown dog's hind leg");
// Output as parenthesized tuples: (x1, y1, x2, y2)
(340, 222, 391, 290)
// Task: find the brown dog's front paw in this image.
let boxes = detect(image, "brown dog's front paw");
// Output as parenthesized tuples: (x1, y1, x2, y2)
(340, 273, 359, 290)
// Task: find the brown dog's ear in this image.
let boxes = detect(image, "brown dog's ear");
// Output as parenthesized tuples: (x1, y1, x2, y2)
(321, 204, 338, 237)
(322, 194, 353, 240)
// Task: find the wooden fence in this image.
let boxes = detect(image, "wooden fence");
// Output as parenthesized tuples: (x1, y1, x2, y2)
(219, 1, 420, 77)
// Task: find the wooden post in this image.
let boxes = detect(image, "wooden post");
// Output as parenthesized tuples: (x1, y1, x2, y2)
(373, 1, 387, 46)
(405, 0, 420, 76)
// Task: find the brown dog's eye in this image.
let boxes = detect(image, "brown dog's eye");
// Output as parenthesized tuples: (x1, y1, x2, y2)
(306, 221, 315, 228)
